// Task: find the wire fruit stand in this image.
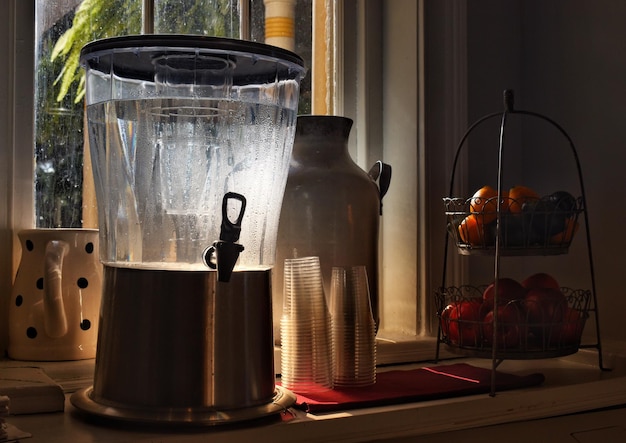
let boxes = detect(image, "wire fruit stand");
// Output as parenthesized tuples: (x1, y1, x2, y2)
(434, 90, 608, 396)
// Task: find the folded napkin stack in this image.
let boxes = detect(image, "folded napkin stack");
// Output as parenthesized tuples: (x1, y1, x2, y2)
(0, 395, 9, 440)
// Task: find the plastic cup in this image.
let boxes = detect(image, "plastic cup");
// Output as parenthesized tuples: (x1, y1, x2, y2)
(280, 256, 333, 393)
(330, 266, 376, 387)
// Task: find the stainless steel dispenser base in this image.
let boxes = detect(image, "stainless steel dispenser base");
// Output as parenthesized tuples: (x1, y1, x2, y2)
(72, 266, 293, 425)
(71, 385, 296, 426)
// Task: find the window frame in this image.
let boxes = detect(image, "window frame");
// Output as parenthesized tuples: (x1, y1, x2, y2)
(1, 0, 36, 353)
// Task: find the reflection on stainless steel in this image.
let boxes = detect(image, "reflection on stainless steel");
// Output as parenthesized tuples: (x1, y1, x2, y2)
(71, 386, 296, 425)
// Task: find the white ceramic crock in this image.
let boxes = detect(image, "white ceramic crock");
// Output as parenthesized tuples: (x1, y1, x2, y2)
(8, 229, 102, 361)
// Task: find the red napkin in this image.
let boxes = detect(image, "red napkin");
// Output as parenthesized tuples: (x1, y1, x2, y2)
(281, 363, 544, 413)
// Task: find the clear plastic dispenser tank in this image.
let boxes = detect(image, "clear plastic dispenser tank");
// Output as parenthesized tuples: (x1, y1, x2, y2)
(82, 36, 304, 272)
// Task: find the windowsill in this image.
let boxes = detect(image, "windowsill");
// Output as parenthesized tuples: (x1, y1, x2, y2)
(3, 339, 626, 442)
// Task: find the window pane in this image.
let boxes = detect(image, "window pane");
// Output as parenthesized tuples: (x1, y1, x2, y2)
(154, 0, 239, 36)
(34, 0, 141, 227)
(251, 0, 311, 114)
(34, 2, 84, 228)
(293, 0, 312, 115)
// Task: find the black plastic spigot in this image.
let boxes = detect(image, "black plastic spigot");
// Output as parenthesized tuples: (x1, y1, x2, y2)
(203, 192, 246, 282)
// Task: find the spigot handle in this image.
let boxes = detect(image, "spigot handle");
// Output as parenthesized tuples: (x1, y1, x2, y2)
(203, 192, 246, 282)
(220, 192, 247, 243)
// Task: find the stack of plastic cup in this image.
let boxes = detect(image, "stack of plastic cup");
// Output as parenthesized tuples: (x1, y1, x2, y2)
(330, 265, 376, 387)
(280, 256, 334, 393)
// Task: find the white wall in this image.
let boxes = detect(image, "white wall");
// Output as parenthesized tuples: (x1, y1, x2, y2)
(0, 2, 13, 355)
(379, 1, 420, 336)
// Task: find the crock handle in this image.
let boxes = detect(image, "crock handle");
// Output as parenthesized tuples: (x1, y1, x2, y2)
(368, 161, 392, 215)
(44, 240, 70, 338)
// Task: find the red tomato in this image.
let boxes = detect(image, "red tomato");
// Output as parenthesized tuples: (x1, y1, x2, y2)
(521, 272, 560, 291)
(547, 307, 585, 346)
(482, 278, 526, 310)
(442, 299, 483, 347)
(524, 287, 567, 326)
(482, 302, 525, 349)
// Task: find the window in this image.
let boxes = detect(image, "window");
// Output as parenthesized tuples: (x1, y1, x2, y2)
(2, 1, 427, 359)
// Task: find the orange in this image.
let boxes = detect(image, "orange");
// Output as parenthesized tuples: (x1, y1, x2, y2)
(469, 185, 498, 224)
(469, 185, 509, 224)
(550, 218, 579, 244)
(458, 215, 485, 246)
(508, 185, 540, 213)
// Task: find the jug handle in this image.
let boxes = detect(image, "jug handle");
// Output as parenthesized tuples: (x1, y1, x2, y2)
(368, 161, 392, 215)
(44, 240, 70, 338)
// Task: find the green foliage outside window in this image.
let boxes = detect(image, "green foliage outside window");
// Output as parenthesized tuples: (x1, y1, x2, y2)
(36, 0, 238, 227)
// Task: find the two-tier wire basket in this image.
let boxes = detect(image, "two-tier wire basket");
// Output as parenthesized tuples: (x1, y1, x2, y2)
(434, 90, 608, 396)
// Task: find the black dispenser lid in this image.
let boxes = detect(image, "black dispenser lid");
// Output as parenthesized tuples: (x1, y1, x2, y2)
(80, 34, 306, 84)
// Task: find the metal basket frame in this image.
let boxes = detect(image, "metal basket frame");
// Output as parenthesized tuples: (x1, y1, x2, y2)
(434, 90, 608, 395)
(444, 195, 584, 255)
(436, 286, 591, 359)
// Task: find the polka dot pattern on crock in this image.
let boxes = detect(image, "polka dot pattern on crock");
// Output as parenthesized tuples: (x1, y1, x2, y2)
(26, 327, 37, 339)
(16, 235, 96, 341)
